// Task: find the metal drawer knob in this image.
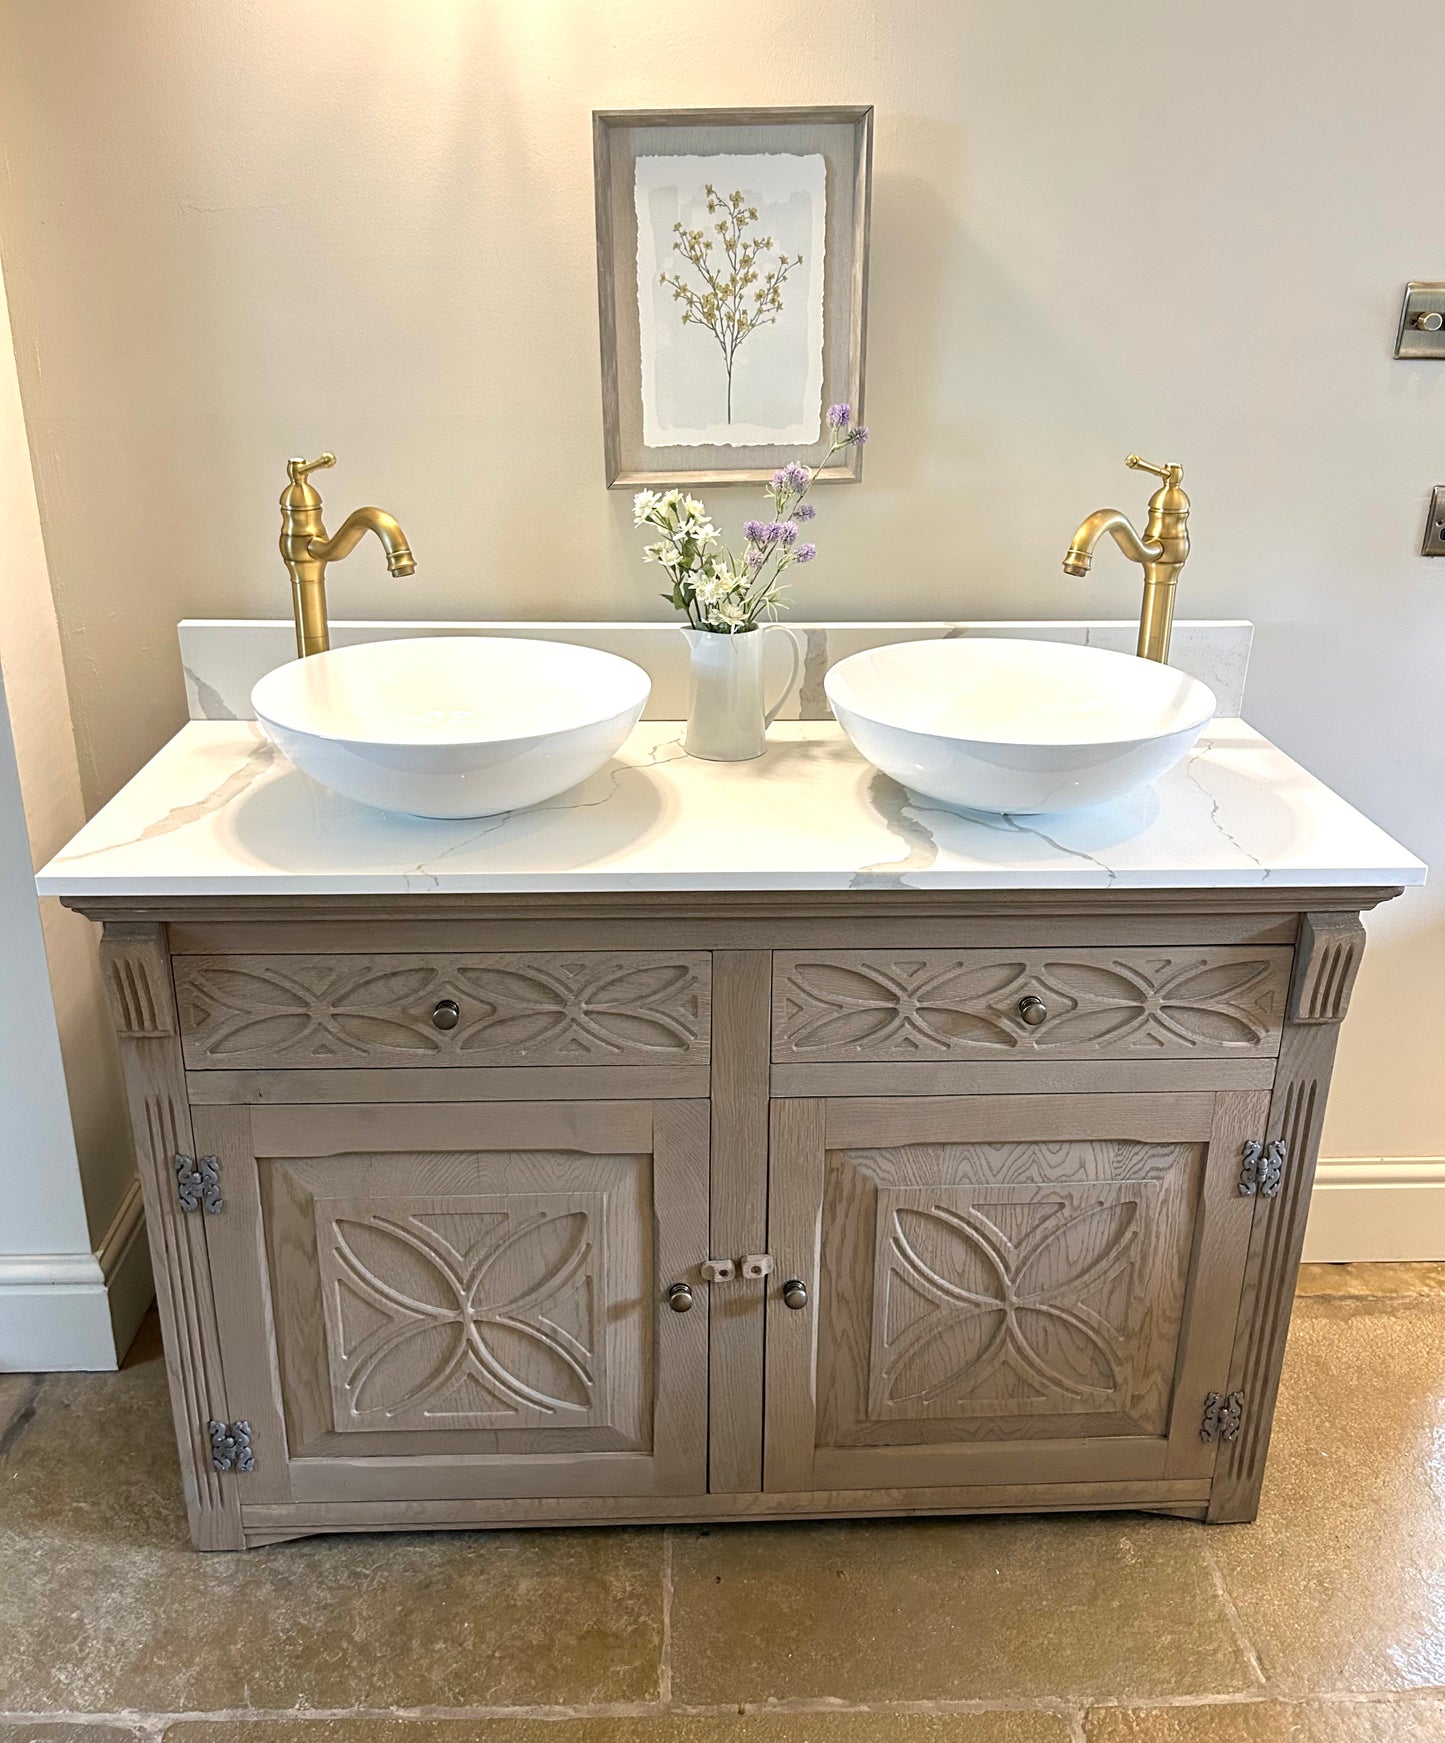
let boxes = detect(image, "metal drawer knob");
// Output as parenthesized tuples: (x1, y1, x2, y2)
(1018, 995, 1048, 1027)
(431, 999, 461, 1031)
(667, 1282, 694, 1313)
(782, 1278, 809, 1311)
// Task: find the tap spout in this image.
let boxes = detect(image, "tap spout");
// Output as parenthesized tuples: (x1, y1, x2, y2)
(1062, 509, 1163, 577)
(308, 506, 416, 577)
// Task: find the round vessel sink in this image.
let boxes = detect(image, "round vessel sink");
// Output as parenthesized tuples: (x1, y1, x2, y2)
(252, 636, 651, 819)
(825, 638, 1216, 816)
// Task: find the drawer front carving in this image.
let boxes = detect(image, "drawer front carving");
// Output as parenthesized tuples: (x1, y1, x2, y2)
(176, 952, 711, 1070)
(772, 948, 1292, 1064)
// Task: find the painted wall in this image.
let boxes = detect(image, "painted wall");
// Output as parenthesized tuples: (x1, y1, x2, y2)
(0, 0, 1439, 1188)
(0, 250, 145, 1367)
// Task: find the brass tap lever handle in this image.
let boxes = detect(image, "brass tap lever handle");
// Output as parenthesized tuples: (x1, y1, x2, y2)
(287, 453, 336, 485)
(1125, 453, 1183, 486)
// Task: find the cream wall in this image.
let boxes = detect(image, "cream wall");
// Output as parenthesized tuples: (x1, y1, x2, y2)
(0, 249, 147, 1367)
(0, 0, 1439, 1196)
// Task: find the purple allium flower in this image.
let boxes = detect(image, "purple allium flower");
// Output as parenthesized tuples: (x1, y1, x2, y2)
(795, 502, 816, 521)
(742, 519, 766, 543)
(827, 403, 852, 428)
(769, 468, 788, 492)
(782, 461, 810, 489)
(745, 546, 767, 571)
(794, 543, 817, 563)
(849, 425, 869, 444)
(779, 520, 799, 547)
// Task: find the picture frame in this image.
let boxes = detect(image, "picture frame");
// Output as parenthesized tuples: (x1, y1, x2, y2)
(593, 105, 873, 489)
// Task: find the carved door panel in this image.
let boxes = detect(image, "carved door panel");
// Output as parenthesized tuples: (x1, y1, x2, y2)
(764, 1091, 1264, 1494)
(196, 1099, 708, 1504)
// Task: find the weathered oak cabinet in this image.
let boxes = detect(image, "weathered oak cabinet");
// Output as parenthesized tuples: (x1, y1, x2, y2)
(78, 888, 1389, 1550)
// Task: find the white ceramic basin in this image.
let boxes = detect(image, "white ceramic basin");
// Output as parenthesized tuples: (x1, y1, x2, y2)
(825, 638, 1216, 815)
(252, 636, 651, 818)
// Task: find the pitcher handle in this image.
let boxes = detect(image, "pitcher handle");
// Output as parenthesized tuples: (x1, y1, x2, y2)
(762, 626, 806, 727)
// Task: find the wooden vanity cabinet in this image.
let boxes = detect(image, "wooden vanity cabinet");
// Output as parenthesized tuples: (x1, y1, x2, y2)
(81, 893, 1388, 1550)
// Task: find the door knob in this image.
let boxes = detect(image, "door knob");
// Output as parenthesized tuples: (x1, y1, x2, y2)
(1018, 995, 1048, 1027)
(431, 999, 461, 1031)
(782, 1278, 809, 1310)
(667, 1282, 694, 1313)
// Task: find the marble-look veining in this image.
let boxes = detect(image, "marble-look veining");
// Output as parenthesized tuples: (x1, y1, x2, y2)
(178, 619, 1255, 723)
(36, 717, 1424, 899)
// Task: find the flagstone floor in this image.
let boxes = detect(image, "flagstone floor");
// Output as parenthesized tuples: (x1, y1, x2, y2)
(1, 1263, 1443, 1742)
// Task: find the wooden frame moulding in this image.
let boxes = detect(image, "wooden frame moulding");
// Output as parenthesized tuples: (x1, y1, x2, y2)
(98, 924, 246, 1550)
(63, 886, 1403, 934)
(1209, 910, 1368, 1522)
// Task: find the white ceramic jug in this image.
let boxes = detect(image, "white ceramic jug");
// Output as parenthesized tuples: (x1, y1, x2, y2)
(681, 625, 805, 761)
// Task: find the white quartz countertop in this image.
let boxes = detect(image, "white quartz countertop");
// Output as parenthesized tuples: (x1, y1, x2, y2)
(36, 719, 1425, 899)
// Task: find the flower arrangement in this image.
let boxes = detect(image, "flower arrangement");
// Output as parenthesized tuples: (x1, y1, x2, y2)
(633, 404, 870, 635)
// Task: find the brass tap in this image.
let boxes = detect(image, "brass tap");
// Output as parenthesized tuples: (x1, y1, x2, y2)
(1062, 455, 1190, 664)
(279, 453, 415, 657)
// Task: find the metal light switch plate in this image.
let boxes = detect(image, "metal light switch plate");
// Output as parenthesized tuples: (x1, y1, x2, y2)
(1422, 487, 1445, 556)
(1395, 282, 1445, 358)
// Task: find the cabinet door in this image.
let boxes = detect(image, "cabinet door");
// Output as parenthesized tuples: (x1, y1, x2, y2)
(196, 1099, 708, 1505)
(765, 1091, 1263, 1494)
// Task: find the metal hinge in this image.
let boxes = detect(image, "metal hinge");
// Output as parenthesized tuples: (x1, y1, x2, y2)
(175, 1152, 223, 1214)
(1201, 1390, 1245, 1443)
(208, 1419, 254, 1473)
(1239, 1139, 1286, 1199)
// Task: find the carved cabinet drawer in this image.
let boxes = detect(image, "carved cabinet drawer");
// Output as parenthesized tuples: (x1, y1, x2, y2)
(173, 951, 712, 1070)
(771, 946, 1293, 1064)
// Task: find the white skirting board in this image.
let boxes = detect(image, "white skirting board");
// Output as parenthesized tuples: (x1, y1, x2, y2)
(1303, 1159, 1445, 1262)
(0, 1176, 153, 1370)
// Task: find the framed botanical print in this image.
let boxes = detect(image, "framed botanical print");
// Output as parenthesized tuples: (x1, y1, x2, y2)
(593, 105, 872, 488)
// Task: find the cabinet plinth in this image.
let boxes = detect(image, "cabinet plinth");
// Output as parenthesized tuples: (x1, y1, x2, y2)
(76, 891, 1387, 1549)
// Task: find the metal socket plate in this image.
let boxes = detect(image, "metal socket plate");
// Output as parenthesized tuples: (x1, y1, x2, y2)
(1395, 282, 1445, 358)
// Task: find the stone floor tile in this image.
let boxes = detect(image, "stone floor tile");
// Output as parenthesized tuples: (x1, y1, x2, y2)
(1086, 1694, 1445, 1739)
(0, 1372, 39, 1448)
(0, 1728, 146, 1743)
(670, 1512, 1260, 1705)
(164, 1715, 1074, 1743)
(1209, 1295, 1445, 1694)
(1295, 1262, 1445, 1299)
(0, 1320, 663, 1714)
